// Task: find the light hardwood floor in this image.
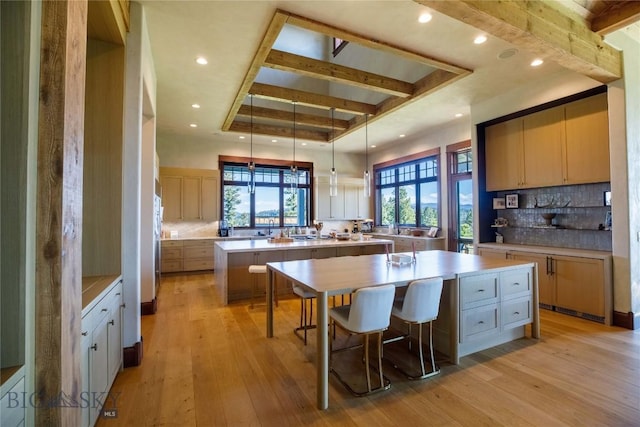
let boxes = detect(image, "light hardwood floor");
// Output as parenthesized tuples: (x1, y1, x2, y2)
(98, 272, 640, 426)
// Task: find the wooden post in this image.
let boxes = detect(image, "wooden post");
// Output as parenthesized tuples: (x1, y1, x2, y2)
(35, 1, 87, 425)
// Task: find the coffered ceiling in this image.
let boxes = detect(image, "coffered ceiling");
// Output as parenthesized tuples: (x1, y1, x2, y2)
(140, 1, 640, 153)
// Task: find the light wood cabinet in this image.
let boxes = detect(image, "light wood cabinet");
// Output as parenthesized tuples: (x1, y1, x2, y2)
(161, 240, 183, 272)
(509, 251, 555, 307)
(485, 93, 609, 191)
(160, 168, 220, 221)
(315, 177, 370, 220)
(161, 239, 215, 272)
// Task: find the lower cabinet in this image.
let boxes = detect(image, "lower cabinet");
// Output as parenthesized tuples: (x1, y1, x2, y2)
(477, 244, 611, 324)
(161, 239, 215, 273)
(81, 279, 123, 427)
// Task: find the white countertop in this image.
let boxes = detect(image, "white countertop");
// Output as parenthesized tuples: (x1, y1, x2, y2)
(370, 233, 445, 240)
(477, 242, 612, 259)
(215, 237, 393, 253)
(162, 235, 268, 241)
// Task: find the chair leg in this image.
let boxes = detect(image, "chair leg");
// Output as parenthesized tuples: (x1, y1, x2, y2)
(385, 320, 440, 380)
(294, 297, 317, 345)
(364, 334, 372, 393)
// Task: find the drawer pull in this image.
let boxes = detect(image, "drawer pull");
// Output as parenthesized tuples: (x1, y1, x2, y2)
(116, 292, 121, 296)
(477, 321, 484, 324)
(513, 311, 520, 315)
(82, 331, 88, 336)
(109, 320, 115, 326)
(91, 343, 98, 351)
(513, 282, 520, 286)
(101, 308, 108, 312)
(121, 303, 126, 309)
(477, 289, 485, 292)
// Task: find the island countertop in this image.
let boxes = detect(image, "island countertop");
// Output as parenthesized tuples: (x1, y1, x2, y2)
(215, 237, 394, 253)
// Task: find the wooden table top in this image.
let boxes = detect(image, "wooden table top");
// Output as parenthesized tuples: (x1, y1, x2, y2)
(267, 250, 533, 295)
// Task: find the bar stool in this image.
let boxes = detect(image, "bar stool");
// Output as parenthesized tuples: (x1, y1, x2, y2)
(248, 265, 277, 308)
(329, 284, 395, 396)
(292, 285, 315, 345)
(384, 277, 443, 380)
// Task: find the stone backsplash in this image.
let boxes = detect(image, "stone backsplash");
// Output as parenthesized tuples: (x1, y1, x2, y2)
(493, 183, 612, 251)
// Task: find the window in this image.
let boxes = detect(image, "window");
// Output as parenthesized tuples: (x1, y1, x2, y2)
(447, 142, 473, 253)
(375, 153, 439, 227)
(221, 161, 311, 229)
(333, 37, 348, 56)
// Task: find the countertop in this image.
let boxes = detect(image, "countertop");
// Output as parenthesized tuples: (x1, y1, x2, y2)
(162, 235, 269, 242)
(477, 242, 612, 259)
(82, 274, 121, 313)
(215, 237, 393, 253)
(370, 232, 445, 240)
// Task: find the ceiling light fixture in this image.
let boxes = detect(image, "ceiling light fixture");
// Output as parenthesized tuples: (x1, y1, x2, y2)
(531, 58, 544, 67)
(418, 13, 432, 23)
(474, 35, 487, 44)
(363, 114, 371, 198)
(329, 108, 338, 197)
(291, 101, 299, 194)
(455, 113, 463, 118)
(247, 94, 255, 194)
(189, 123, 197, 128)
(195, 56, 208, 65)
(192, 103, 201, 109)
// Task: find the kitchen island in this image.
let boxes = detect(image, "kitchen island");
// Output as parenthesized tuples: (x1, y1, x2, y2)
(214, 237, 394, 304)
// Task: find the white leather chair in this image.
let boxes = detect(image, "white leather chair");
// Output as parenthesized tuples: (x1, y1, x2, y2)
(329, 284, 395, 396)
(385, 277, 443, 379)
(292, 285, 315, 345)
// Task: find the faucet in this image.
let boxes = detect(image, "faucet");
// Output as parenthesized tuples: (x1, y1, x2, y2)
(268, 219, 274, 236)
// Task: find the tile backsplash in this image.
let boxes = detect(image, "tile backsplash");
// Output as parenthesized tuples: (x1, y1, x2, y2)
(493, 183, 612, 251)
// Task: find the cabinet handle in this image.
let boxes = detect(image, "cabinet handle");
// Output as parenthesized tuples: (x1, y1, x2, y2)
(513, 282, 520, 286)
(91, 343, 98, 351)
(478, 321, 484, 324)
(477, 289, 485, 292)
(109, 320, 115, 326)
(116, 292, 121, 296)
(82, 331, 88, 336)
(121, 303, 126, 309)
(514, 311, 520, 315)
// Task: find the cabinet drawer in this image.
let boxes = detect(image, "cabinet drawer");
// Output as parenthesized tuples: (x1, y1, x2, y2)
(161, 259, 183, 272)
(460, 273, 498, 309)
(461, 304, 499, 342)
(184, 246, 214, 259)
(501, 296, 532, 329)
(183, 258, 214, 271)
(500, 269, 531, 299)
(162, 240, 183, 248)
(162, 247, 183, 260)
(183, 239, 215, 247)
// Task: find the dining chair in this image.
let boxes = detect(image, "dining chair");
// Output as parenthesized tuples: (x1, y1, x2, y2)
(329, 284, 395, 396)
(248, 265, 278, 308)
(384, 277, 443, 379)
(292, 285, 315, 345)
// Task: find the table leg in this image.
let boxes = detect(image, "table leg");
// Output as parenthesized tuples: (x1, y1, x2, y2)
(267, 268, 274, 338)
(316, 291, 329, 410)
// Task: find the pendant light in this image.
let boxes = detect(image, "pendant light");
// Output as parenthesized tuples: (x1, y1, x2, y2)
(247, 94, 255, 194)
(291, 101, 298, 192)
(363, 113, 371, 197)
(329, 108, 338, 197)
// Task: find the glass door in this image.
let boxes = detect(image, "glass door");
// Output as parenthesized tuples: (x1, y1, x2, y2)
(447, 143, 473, 253)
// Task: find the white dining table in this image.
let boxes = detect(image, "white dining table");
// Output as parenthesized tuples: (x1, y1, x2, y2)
(265, 250, 538, 410)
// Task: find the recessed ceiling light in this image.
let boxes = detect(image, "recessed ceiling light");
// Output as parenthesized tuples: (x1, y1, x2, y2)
(192, 103, 201, 109)
(474, 35, 487, 44)
(399, 134, 405, 138)
(498, 48, 518, 60)
(271, 139, 277, 143)
(455, 113, 463, 118)
(239, 136, 245, 139)
(189, 123, 197, 128)
(531, 58, 544, 67)
(195, 56, 208, 65)
(301, 142, 307, 146)
(418, 13, 432, 23)
(371, 145, 377, 148)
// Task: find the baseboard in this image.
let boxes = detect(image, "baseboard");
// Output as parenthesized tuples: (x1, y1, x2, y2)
(612, 311, 639, 330)
(141, 297, 157, 316)
(123, 338, 143, 367)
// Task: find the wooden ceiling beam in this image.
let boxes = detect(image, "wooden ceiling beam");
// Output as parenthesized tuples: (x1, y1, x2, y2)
(416, 0, 622, 83)
(591, 1, 640, 35)
(229, 121, 329, 142)
(264, 49, 414, 98)
(237, 104, 349, 130)
(250, 82, 377, 116)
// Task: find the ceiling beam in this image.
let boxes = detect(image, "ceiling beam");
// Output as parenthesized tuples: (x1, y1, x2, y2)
(591, 1, 640, 35)
(264, 49, 415, 98)
(237, 104, 349, 130)
(229, 120, 329, 142)
(416, 0, 623, 83)
(250, 82, 377, 116)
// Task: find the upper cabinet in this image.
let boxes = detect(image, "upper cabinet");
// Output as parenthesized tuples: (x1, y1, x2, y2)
(160, 167, 220, 221)
(485, 93, 609, 192)
(315, 177, 371, 220)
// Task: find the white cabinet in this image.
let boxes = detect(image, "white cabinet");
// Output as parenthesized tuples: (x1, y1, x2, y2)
(315, 177, 370, 220)
(81, 279, 123, 427)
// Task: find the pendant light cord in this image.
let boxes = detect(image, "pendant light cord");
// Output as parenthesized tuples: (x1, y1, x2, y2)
(331, 108, 335, 168)
(250, 94, 253, 161)
(365, 113, 368, 170)
(292, 101, 296, 168)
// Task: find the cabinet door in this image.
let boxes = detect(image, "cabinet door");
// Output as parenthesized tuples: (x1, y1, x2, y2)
(201, 176, 220, 221)
(161, 176, 182, 220)
(315, 179, 332, 219)
(107, 286, 122, 383)
(511, 251, 555, 306)
(357, 186, 371, 219)
(344, 185, 359, 219)
(522, 107, 565, 188)
(80, 322, 92, 427)
(311, 247, 337, 259)
(227, 252, 256, 299)
(485, 117, 523, 191)
(554, 256, 604, 317)
(477, 247, 507, 259)
(182, 176, 202, 220)
(89, 316, 109, 425)
(255, 251, 286, 295)
(564, 93, 610, 184)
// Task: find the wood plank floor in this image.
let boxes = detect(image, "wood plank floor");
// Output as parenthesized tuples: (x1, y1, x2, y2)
(97, 272, 640, 426)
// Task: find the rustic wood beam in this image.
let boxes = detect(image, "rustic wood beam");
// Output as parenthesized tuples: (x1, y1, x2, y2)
(237, 104, 349, 130)
(416, 0, 622, 83)
(229, 120, 329, 142)
(250, 82, 377, 116)
(280, 9, 471, 75)
(264, 49, 415, 97)
(222, 11, 288, 131)
(591, 1, 640, 35)
(36, 0, 87, 425)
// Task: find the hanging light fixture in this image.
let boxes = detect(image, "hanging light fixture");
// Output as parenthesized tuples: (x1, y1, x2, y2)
(291, 101, 298, 192)
(247, 94, 255, 194)
(363, 113, 371, 197)
(329, 108, 338, 197)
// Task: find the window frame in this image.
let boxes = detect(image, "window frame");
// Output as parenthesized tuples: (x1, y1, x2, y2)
(373, 148, 441, 228)
(219, 156, 314, 228)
